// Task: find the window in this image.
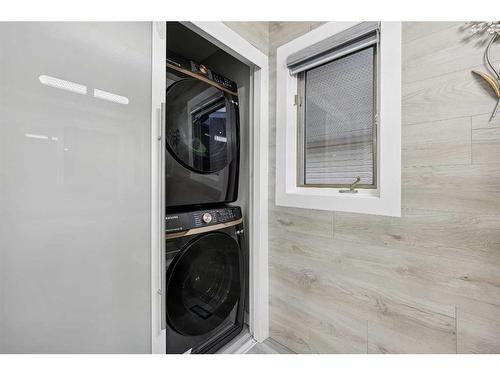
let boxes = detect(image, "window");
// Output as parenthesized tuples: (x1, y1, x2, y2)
(297, 44, 377, 188)
(292, 23, 378, 189)
(276, 22, 401, 216)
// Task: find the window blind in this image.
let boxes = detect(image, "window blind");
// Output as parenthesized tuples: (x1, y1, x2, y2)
(301, 45, 376, 186)
(287, 22, 379, 76)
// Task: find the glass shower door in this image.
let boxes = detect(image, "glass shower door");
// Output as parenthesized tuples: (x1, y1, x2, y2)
(0, 22, 152, 353)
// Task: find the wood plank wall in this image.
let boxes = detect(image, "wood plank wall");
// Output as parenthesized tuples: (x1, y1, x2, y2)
(227, 21, 500, 353)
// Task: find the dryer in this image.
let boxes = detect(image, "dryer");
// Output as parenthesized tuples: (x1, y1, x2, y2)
(165, 206, 245, 353)
(166, 52, 240, 210)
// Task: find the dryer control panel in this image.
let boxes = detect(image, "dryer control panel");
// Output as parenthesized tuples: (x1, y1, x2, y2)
(166, 51, 238, 93)
(166, 206, 242, 234)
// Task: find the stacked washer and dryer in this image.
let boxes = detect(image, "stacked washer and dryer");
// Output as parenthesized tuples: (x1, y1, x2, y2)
(164, 50, 246, 354)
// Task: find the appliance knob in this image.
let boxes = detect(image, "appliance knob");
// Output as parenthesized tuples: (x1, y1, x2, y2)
(202, 212, 213, 224)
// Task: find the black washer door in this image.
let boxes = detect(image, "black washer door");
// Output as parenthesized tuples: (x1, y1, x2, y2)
(166, 232, 242, 336)
(166, 78, 237, 174)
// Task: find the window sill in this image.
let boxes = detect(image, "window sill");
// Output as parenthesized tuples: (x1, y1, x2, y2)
(276, 186, 400, 217)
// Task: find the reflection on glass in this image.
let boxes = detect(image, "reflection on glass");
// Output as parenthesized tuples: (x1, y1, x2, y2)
(39, 75, 87, 95)
(25, 133, 49, 140)
(93, 88, 129, 105)
(25, 133, 59, 142)
(166, 78, 234, 174)
(190, 96, 228, 170)
(38, 75, 129, 105)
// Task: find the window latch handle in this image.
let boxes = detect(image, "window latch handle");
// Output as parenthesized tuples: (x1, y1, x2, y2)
(339, 176, 361, 194)
(294, 94, 301, 107)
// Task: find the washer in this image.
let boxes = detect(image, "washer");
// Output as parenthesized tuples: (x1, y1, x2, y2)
(165, 206, 245, 353)
(166, 51, 240, 210)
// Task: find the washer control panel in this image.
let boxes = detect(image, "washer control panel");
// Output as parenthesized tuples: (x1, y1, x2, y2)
(166, 206, 242, 234)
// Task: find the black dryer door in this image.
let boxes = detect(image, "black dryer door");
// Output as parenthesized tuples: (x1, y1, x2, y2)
(166, 232, 242, 336)
(166, 77, 238, 174)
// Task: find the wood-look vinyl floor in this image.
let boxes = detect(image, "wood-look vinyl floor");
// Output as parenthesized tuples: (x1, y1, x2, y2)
(247, 338, 295, 354)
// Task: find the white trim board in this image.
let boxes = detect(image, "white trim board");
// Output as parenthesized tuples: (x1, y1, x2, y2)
(150, 22, 270, 354)
(275, 22, 402, 217)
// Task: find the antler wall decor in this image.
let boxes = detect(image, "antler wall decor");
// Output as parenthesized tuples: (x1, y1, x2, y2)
(467, 22, 500, 121)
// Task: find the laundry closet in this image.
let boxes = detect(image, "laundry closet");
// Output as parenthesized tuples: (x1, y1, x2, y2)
(163, 22, 251, 354)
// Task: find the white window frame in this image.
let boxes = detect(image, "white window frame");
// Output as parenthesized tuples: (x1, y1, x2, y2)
(276, 22, 401, 217)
